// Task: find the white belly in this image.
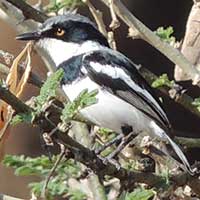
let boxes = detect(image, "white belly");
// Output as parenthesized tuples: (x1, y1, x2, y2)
(62, 77, 155, 134)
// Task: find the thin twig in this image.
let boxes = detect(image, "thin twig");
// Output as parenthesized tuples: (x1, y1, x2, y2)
(42, 143, 66, 199)
(175, 136, 200, 148)
(108, 0, 120, 30)
(83, 0, 117, 50)
(5, 0, 47, 23)
(107, 31, 117, 50)
(82, 0, 107, 38)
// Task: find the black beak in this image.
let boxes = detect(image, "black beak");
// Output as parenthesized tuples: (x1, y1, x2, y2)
(16, 31, 41, 41)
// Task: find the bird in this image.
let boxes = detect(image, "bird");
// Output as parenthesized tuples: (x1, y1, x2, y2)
(16, 13, 195, 174)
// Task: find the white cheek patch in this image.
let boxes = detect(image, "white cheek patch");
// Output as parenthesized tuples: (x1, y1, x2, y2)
(37, 39, 104, 66)
(37, 38, 80, 66)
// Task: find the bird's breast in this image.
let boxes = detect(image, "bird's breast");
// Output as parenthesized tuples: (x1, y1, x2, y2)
(62, 77, 153, 134)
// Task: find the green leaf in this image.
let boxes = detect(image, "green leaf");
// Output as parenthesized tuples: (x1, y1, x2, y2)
(3, 154, 82, 199)
(68, 189, 87, 200)
(3, 155, 26, 168)
(98, 127, 113, 136)
(29, 182, 43, 197)
(11, 69, 64, 126)
(61, 89, 98, 122)
(155, 26, 176, 44)
(46, 0, 83, 13)
(125, 188, 155, 200)
(11, 112, 34, 125)
(15, 165, 38, 176)
(29, 177, 69, 199)
(192, 97, 200, 112)
(151, 74, 174, 88)
(35, 68, 64, 111)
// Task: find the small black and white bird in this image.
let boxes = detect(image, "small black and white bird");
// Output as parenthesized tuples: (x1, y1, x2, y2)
(16, 13, 195, 174)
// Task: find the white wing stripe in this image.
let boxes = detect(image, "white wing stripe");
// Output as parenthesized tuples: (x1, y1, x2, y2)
(89, 61, 168, 121)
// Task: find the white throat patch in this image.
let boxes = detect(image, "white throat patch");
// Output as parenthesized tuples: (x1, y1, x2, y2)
(37, 38, 103, 66)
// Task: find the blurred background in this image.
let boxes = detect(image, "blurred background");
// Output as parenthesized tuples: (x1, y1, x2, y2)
(0, 0, 199, 198)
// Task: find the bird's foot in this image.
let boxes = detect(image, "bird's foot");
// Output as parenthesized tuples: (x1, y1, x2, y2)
(190, 161, 200, 176)
(100, 156, 121, 170)
(94, 133, 124, 155)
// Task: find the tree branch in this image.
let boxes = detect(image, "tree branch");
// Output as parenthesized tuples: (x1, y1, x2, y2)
(175, 136, 200, 148)
(5, 0, 47, 23)
(0, 84, 200, 196)
(0, 85, 31, 113)
(100, 0, 200, 85)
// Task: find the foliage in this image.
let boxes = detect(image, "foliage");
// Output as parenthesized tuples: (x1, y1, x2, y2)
(3, 154, 85, 199)
(5, 64, 159, 199)
(34, 68, 64, 112)
(11, 69, 64, 125)
(11, 112, 35, 125)
(192, 97, 200, 112)
(152, 73, 174, 88)
(7, 68, 99, 199)
(61, 89, 98, 123)
(46, 0, 83, 13)
(155, 26, 176, 44)
(121, 188, 155, 200)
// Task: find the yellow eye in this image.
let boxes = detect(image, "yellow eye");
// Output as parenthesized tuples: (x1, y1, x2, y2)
(56, 28, 65, 36)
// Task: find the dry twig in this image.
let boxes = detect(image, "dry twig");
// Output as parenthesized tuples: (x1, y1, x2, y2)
(42, 144, 66, 199)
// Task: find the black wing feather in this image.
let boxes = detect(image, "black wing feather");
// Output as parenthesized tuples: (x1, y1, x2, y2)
(82, 50, 171, 130)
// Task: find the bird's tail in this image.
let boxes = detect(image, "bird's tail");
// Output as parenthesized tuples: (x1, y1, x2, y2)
(164, 133, 195, 175)
(150, 121, 196, 175)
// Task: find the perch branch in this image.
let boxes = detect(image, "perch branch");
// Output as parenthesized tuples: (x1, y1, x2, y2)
(42, 144, 66, 199)
(0, 85, 32, 113)
(0, 84, 200, 196)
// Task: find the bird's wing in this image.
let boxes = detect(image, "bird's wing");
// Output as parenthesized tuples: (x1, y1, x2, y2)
(82, 50, 171, 130)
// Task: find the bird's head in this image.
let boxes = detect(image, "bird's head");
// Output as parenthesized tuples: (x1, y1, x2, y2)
(16, 13, 109, 66)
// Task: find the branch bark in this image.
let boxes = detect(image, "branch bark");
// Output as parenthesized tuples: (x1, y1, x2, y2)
(5, 0, 47, 22)
(0, 84, 200, 196)
(0, 85, 31, 113)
